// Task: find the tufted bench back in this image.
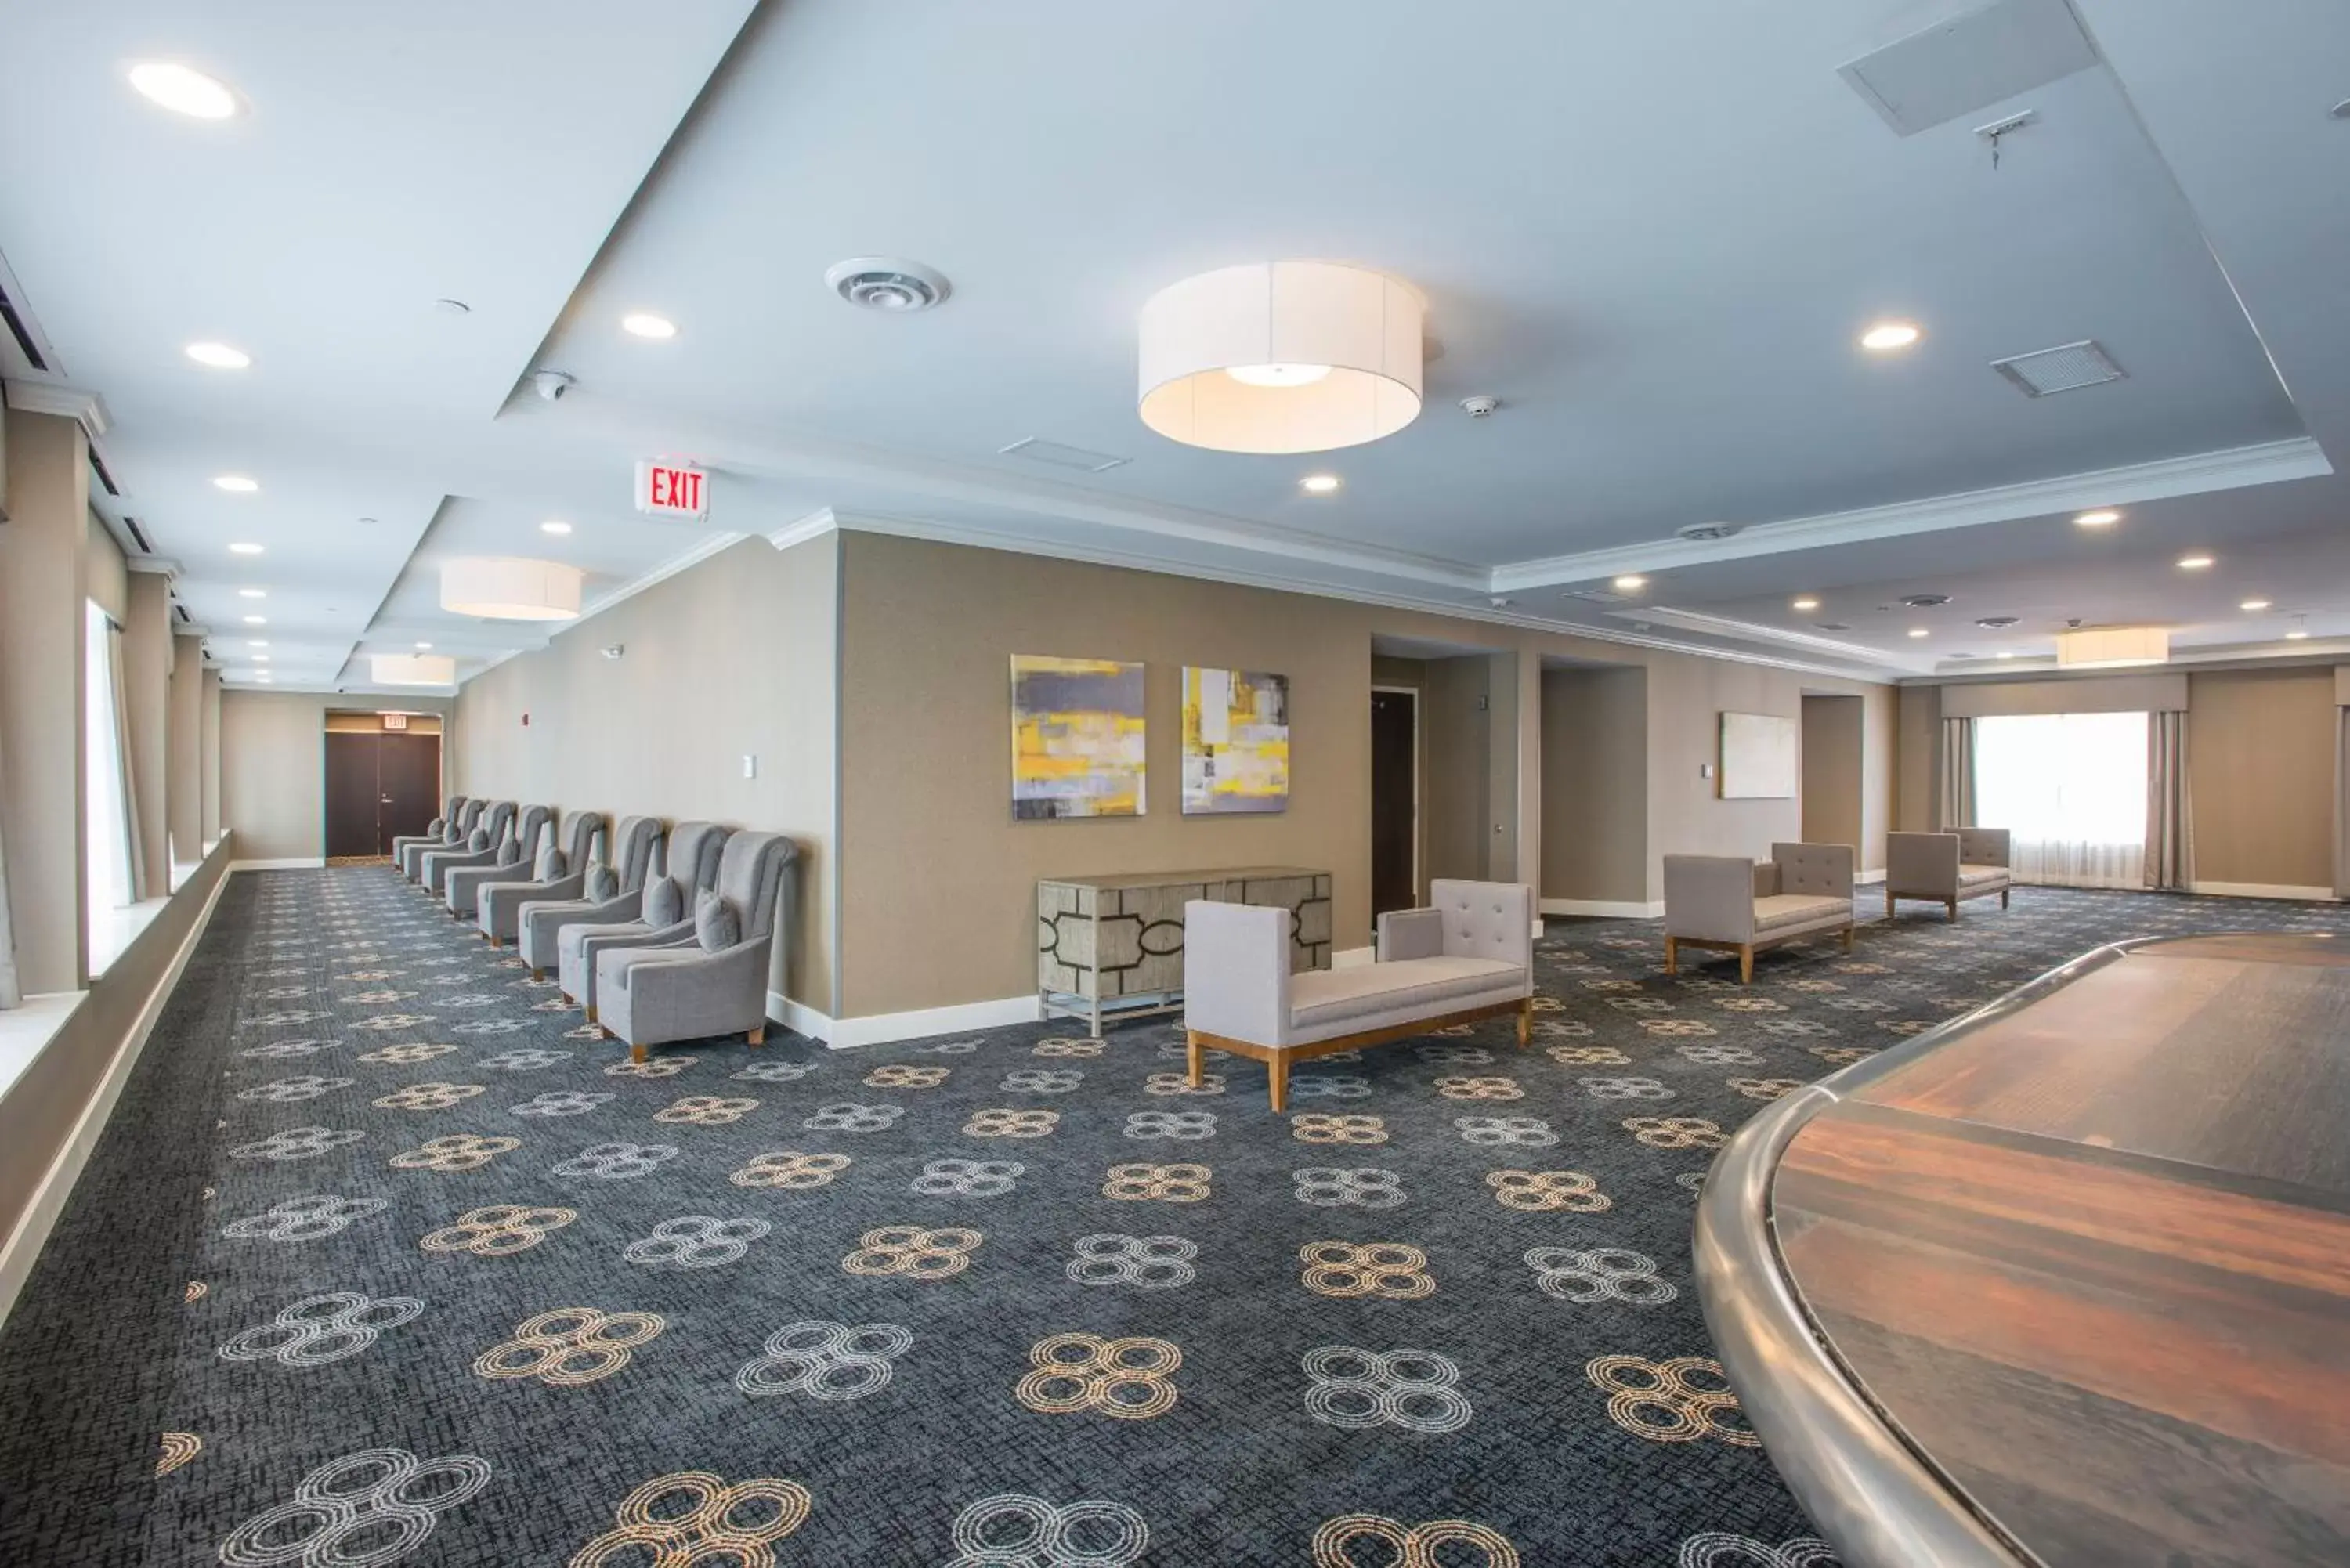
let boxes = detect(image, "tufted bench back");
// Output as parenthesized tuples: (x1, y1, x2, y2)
(1771, 841, 1854, 900)
(1428, 879, 1533, 970)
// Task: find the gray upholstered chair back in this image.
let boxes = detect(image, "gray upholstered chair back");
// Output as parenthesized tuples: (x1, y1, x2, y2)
(1427, 879, 1533, 970)
(1770, 842, 1853, 899)
(1956, 827, 2011, 867)
(656, 821, 731, 909)
(480, 800, 517, 844)
(512, 804, 551, 857)
(713, 832, 796, 945)
(610, 817, 660, 894)
(560, 811, 602, 870)
(439, 794, 465, 824)
(455, 799, 486, 837)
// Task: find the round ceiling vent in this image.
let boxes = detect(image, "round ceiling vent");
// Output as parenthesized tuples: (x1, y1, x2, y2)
(1676, 522, 1744, 542)
(1974, 615, 2021, 628)
(825, 257, 950, 313)
(1900, 592, 1952, 609)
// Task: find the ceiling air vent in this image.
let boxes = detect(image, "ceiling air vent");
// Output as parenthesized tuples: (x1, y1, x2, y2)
(1675, 522, 1743, 542)
(1991, 339, 2124, 397)
(1814, 621, 1853, 632)
(1900, 593, 1952, 608)
(1975, 615, 2020, 628)
(825, 257, 950, 313)
(1564, 588, 1631, 605)
(998, 437, 1131, 475)
(1838, 0, 2098, 136)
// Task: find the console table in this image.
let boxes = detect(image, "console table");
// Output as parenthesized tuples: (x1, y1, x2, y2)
(1037, 866, 1332, 1035)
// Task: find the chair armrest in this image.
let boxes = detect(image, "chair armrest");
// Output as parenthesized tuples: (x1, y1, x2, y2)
(1664, 856, 1758, 942)
(1771, 842, 1853, 900)
(1886, 833, 1960, 894)
(1376, 908, 1444, 963)
(1182, 900, 1291, 1046)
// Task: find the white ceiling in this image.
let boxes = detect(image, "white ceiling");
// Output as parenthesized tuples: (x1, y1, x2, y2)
(2, 0, 2345, 692)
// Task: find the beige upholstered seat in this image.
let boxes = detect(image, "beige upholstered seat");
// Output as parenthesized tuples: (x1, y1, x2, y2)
(1752, 894, 1850, 933)
(1289, 956, 1524, 1031)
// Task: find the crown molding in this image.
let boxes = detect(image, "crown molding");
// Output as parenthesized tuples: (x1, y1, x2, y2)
(125, 555, 180, 577)
(767, 507, 840, 551)
(1491, 437, 2333, 591)
(577, 529, 746, 622)
(1605, 605, 1938, 673)
(2, 378, 111, 438)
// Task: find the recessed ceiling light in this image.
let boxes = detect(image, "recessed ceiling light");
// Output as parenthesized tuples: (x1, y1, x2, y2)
(1907, 628, 1930, 638)
(243, 615, 266, 625)
(228, 542, 264, 555)
(1299, 475, 1342, 495)
(252, 652, 269, 663)
(1995, 651, 2016, 659)
(185, 341, 251, 370)
(2178, 554, 2214, 570)
(1612, 574, 1647, 592)
(414, 641, 433, 651)
(1227, 363, 1333, 388)
(2287, 629, 2311, 641)
(239, 587, 266, 598)
(2073, 509, 2121, 528)
(620, 313, 678, 340)
(2240, 598, 2272, 612)
(213, 475, 258, 493)
(539, 519, 573, 535)
(1791, 597, 1820, 611)
(126, 61, 240, 120)
(247, 639, 268, 649)
(1860, 320, 1922, 352)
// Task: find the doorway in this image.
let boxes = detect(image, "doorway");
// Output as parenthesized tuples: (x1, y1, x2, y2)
(324, 717, 443, 858)
(1371, 686, 1419, 919)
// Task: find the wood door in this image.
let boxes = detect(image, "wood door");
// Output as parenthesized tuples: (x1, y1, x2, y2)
(375, 733, 442, 854)
(1371, 689, 1417, 918)
(323, 732, 382, 859)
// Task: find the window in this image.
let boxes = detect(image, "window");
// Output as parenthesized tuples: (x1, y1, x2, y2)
(1974, 710, 2147, 888)
(85, 602, 136, 930)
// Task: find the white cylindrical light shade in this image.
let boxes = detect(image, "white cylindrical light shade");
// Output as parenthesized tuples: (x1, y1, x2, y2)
(440, 556, 584, 621)
(371, 653, 457, 685)
(1138, 261, 1423, 453)
(2056, 626, 2170, 669)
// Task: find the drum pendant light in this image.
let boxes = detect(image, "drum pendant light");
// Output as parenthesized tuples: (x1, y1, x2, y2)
(1137, 261, 1423, 454)
(440, 557, 584, 622)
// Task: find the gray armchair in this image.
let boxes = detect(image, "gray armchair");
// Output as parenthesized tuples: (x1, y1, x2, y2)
(444, 804, 550, 918)
(598, 830, 797, 1063)
(1886, 828, 2012, 920)
(390, 795, 465, 875)
(400, 798, 480, 881)
(1664, 842, 1855, 982)
(418, 800, 514, 895)
(477, 810, 604, 946)
(518, 815, 660, 980)
(558, 820, 730, 1018)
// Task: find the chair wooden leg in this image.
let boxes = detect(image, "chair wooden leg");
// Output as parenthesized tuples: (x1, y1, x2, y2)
(747, 1025, 765, 1046)
(532, 968, 544, 983)
(1185, 1030, 1203, 1087)
(1739, 945, 1754, 985)
(1268, 1054, 1290, 1114)
(1885, 890, 1896, 919)
(1663, 936, 1679, 974)
(487, 934, 500, 949)
(630, 1043, 646, 1064)
(584, 1004, 596, 1024)
(1947, 898, 1960, 921)
(1841, 924, 1854, 952)
(2001, 888, 2010, 909)
(1516, 999, 1531, 1049)
(598, 1026, 612, 1042)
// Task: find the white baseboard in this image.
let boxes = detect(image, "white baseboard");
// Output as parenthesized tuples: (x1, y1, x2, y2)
(767, 989, 1043, 1050)
(2188, 880, 2338, 902)
(1332, 946, 1375, 970)
(1857, 868, 1887, 886)
(231, 857, 325, 872)
(1541, 898, 1666, 919)
(0, 857, 232, 1328)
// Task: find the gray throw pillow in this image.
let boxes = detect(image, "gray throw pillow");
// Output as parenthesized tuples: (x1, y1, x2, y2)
(585, 864, 618, 903)
(696, 889, 739, 952)
(643, 875, 683, 927)
(535, 845, 566, 881)
(497, 836, 525, 866)
(467, 829, 490, 852)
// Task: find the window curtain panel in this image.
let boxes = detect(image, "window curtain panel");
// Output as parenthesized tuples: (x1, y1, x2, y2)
(109, 623, 148, 904)
(2337, 704, 2350, 901)
(2143, 710, 2192, 891)
(1938, 715, 1976, 829)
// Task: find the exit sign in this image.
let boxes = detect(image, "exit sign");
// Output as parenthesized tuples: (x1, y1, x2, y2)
(380, 712, 408, 731)
(635, 459, 710, 519)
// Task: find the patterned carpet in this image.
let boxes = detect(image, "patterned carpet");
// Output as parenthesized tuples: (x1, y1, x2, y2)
(1, 869, 2341, 1566)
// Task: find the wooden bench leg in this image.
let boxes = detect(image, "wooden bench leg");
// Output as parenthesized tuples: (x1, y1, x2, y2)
(630, 1042, 646, 1064)
(1515, 999, 1531, 1050)
(1664, 935, 1679, 974)
(1738, 945, 1754, 985)
(1841, 924, 1854, 952)
(531, 967, 544, 983)
(1947, 898, 1960, 921)
(747, 1025, 765, 1046)
(1268, 1054, 1290, 1114)
(1885, 890, 1896, 919)
(1185, 1029, 1203, 1087)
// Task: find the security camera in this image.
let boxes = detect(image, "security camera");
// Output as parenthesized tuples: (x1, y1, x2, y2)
(532, 370, 576, 403)
(600, 644, 625, 660)
(1460, 394, 1501, 418)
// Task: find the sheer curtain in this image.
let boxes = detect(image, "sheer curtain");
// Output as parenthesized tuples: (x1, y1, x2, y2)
(1939, 716, 1976, 828)
(1976, 710, 2149, 888)
(84, 604, 137, 927)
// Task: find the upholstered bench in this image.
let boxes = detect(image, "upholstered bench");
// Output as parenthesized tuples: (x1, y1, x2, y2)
(1182, 879, 1534, 1111)
(1663, 842, 1855, 982)
(1885, 828, 2012, 919)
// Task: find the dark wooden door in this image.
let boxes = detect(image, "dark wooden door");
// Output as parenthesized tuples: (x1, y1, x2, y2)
(1371, 690, 1416, 918)
(375, 734, 441, 854)
(324, 732, 382, 859)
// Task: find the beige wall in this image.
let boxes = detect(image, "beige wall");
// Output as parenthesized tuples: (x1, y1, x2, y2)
(82, 512, 127, 625)
(1541, 666, 1647, 904)
(1643, 657, 1806, 900)
(201, 668, 222, 845)
(1421, 657, 1494, 884)
(1802, 694, 1864, 854)
(1896, 683, 1940, 833)
(123, 572, 175, 891)
(1857, 682, 1894, 874)
(222, 690, 454, 862)
(450, 535, 838, 1012)
(168, 634, 205, 862)
(2188, 668, 2334, 889)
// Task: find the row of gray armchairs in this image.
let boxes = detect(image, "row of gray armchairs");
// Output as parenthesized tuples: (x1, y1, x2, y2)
(397, 798, 795, 1064)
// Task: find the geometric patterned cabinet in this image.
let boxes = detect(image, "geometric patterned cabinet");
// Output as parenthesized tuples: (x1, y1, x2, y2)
(1037, 866, 1333, 1035)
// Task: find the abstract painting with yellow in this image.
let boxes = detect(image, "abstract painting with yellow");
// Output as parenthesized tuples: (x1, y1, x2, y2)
(1010, 656, 1148, 819)
(1181, 666, 1289, 815)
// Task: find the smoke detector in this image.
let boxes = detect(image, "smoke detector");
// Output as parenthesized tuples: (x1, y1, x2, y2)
(1459, 395, 1501, 418)
(1676, 522, 1743, 542)
(825, 258, 950, 313)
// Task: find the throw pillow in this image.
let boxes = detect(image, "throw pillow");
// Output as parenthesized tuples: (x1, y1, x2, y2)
(467, 829, 490, 852)
(497, 836, 525, 866)
(643, 875, 683, 928)
(696, 889, 739, 953)
(535, 845, 566, 881)
(585, 865, 619, 903)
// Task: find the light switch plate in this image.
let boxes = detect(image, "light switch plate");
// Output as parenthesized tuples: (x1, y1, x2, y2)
(1700, 763, 1716, 779)
(742, 754, 757, 779)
